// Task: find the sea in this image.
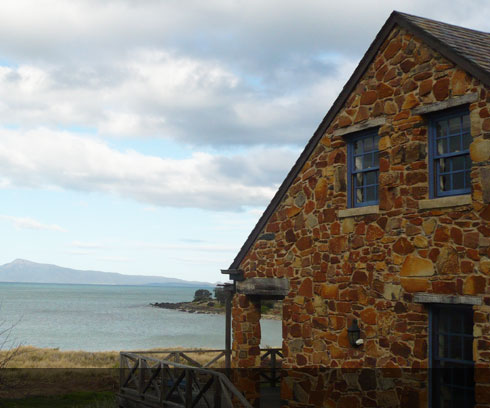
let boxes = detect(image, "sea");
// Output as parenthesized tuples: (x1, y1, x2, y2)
(0, 282, 282, 351)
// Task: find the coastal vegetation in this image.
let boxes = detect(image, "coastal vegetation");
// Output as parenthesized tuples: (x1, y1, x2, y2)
(151, 287, 282, 319)
(0, 346, 227, 369)
(0, 346, 226, 404)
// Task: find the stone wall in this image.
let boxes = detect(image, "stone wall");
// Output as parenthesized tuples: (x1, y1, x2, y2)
(231, 25, 490, 407)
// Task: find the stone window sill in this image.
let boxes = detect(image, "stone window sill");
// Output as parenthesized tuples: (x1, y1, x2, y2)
(338, 205, 379, 218)
(418, 194, 471, 210)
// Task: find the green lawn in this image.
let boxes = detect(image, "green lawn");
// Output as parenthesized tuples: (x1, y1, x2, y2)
(0, 391, 114, 408)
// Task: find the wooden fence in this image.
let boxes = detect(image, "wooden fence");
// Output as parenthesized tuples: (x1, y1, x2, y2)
(117, 348, 282, 408)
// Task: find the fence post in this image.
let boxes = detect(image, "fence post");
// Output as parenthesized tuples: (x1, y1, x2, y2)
(119, 354, 124, 390)
(185, 369, 193, 408)
(225, 285, 233, 377)
(271, 350, 277, 388)
(138, 358, 144, 395)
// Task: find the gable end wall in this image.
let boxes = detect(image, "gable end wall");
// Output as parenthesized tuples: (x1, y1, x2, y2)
(232, 25, 490, 407)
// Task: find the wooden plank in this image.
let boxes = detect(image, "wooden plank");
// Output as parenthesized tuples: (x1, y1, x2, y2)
(213, 377, 222, 408)
(219, 379, 234, 408)
(203, 351, 225, 368)
(191, 374, 213, 408)
(180, 352, 202, 367)
(236, 278, 289, 297)
(142, 365, 162, 395)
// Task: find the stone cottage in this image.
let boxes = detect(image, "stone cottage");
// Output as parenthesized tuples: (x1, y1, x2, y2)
(222, 11, 490, 408)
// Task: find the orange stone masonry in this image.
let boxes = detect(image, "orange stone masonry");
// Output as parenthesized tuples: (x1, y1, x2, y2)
(230, 23, 490, 408)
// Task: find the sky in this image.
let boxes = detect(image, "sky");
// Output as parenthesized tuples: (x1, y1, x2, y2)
(0, 1, 489, 283)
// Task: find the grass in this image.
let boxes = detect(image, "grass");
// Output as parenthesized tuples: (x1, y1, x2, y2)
(0, 346, 226, 369)
(0, 346, 120, 369)
(0, 346, 227, 400)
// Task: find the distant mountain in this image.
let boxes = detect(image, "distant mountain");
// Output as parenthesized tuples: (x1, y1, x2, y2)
(0, 259, 213, 287)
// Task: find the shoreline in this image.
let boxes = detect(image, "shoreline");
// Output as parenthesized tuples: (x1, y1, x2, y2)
(150, 300, 281, 320)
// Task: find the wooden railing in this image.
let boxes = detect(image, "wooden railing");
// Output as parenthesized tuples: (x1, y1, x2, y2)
(118, 349, 282, 407)
(118, 352, 253, 408)
(259, 348, 283, 387)
(125, 349, 227, 369)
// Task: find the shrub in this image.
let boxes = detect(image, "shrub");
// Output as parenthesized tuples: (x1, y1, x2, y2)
(193, 289, 212, 302)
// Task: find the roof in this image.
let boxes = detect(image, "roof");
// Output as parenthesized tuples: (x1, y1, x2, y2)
(400, 13, 490, 78)
(228, 11, 490, 270)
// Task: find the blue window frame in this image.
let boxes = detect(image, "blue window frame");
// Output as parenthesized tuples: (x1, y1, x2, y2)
(347, 130, 380, 207)
(429, 305, 475, 408)
(429, 109, 471, 198)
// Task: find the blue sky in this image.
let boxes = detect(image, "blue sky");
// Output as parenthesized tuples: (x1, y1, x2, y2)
(0, 0, 488, 283)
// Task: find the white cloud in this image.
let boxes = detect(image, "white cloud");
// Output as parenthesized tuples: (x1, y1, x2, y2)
(0, 2, 485, 147)
(0, 214, 65, 232)
(0, 128, 297, 210)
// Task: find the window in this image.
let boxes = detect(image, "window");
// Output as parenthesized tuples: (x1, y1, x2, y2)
(430, 305, 475, 408)
(347, 130, 380, 207)
(429, 109, 471, 198)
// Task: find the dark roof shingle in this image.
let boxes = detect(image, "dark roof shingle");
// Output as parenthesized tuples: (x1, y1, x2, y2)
(398, 12, 490, 82)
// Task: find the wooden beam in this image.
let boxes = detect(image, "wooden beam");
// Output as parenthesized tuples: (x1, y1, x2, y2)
(225, 288, 232, 373)
(236, 278, 289, 298)
(220, 269, 244, 281)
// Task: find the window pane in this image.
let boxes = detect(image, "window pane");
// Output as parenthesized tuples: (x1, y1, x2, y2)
(449, 116, 460, 135)
(453, 172, 465, 190)
(449, 336, 463, 359)
(363, 154, 372, 169)
(450, 135, 461, 153)
(451, 312, 462, 333)
(355, 173, 363, 187)
(462, 114, 470, 132)
(463, 132, 472, 150)
(355, 187, 363, 203)
(437, 138, 446, 155)
(364, 136, 373, 151)
(436, 121, 447, 137)
(464, 312, 473, 333)
(439, 314, 449, 333)
(439, 158, 447, 172)
(354, 140, 362, 155)
(365, 170, 377, 186)
(365, 186, 376, 202)
(439, 334, 447, 358)
(439, 174, 450, 192)
(355, 156, 362, 171)
(464, 337, 473, 361)
(452, 156, 466, 172)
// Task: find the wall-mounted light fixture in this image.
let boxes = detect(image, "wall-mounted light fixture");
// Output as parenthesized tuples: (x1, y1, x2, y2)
(347, 319, 364, 347)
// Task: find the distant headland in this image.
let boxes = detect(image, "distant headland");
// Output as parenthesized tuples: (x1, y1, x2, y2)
(0, 259, 214, 287)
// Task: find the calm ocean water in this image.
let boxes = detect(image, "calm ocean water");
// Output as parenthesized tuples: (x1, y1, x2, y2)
(0, 282, 282, 351)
